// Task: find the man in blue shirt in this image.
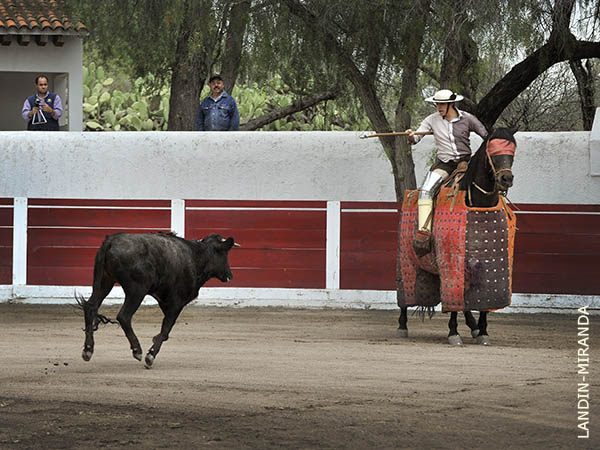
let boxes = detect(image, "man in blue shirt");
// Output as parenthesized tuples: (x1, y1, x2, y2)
(196, 74, 240, 131)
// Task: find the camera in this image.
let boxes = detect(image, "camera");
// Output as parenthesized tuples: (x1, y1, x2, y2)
(31, 97, 47, 125)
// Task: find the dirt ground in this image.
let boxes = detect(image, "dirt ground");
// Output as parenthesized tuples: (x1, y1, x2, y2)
(0, 304, 597, 449)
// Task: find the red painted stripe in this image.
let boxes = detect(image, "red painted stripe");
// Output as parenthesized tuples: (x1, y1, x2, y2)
(229, 249, 324, 270)
(0, 267, 11, 284)
(341, 230, 398, 252)
(341, 270, 396, 290)
(185, 200, 326, 209)
(341, 201, 401, 210)
(340, 212, 399, 231)
(513, 203, 600, 212)
(513, 272, 598, 295)
(186, 209, 326, 230)
(28, 267, 93, 286)
(28, 247, 97, 267)
(29, 199, 171, 207)
(515, 232, 600, 255)
(0, 198, 13, 206)
(515, 213, 600, 235)
(183, 228, 325, 249)
(0, 228, 12, 246)
(27, 228, 169, 248)
(28, 208, 170, 228)
(203, 268, 324, 289)
(0, 209, 12, 227)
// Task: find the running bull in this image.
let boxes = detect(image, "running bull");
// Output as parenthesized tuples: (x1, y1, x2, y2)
(77, 231, 238, 368)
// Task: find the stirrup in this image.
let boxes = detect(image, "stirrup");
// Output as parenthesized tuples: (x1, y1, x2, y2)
(413, 229, 432, 257)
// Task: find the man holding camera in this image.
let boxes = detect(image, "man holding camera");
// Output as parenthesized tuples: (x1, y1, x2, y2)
(21, 75, 63, 131)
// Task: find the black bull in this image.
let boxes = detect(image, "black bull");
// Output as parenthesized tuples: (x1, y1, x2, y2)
(77, 232, 237, 368)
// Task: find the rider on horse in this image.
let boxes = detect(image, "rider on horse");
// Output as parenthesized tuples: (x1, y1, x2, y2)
(405, 89, 488, 257)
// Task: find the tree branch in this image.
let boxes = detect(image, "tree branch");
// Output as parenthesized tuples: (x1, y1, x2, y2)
(240, 89, 339, 130)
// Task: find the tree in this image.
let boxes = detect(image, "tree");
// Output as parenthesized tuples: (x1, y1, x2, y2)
(67, 0, 341, 131)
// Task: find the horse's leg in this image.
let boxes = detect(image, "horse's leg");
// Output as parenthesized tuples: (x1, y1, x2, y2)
(116, 289, 146, 361)
(463, 311, 480, 338)
(447, 311, 463, 345)
(144, 302, 184, 368)
(81, 282, 113, 362)
(397, 307, 408, 338)
(476, 311, 490, 345)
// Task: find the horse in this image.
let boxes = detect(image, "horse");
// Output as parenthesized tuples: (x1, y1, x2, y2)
(397, 127, 517, 345)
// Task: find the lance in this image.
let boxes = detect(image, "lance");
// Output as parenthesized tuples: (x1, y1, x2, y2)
(359, 131, 433, 139)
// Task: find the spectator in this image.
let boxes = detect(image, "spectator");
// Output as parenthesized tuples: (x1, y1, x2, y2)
(196, 74, 240, 131)
(21, 75, 63, 131)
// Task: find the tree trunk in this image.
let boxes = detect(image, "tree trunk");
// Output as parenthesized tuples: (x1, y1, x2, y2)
(221, 0, 252, 94)
(569, 59, 596, 130)
(167, 0, 207, 131)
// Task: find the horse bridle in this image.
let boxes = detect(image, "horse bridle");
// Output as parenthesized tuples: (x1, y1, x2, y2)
(469, 139, 515, 201)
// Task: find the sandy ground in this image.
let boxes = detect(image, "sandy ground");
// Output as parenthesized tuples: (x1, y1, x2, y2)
(0, 303, 597, 449)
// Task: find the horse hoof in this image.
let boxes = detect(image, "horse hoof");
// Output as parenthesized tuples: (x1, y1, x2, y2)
(82, 350, 93, 361)
(133, 351, 142, 361)
(396, 328, 408, 338)
(144, 354, 154, 369)
(448, 335, 464, 346)
(476, 335, 491, 345)
(471, 329, 480, 338)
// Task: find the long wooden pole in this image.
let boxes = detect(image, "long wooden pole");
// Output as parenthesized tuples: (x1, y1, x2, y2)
(359, 131, 433, 139)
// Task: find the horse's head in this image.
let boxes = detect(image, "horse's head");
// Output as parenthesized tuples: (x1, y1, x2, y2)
(486, 127, 517, 192)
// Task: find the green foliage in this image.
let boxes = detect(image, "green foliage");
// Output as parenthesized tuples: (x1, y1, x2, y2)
(233, 74, 370, 131)
(83, 66, 371, 132)
(82, 62, 170, 131)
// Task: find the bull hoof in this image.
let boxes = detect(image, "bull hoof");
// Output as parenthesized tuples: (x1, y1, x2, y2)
(476, 335, 491, 345)
(396, 328, 408, 338)
(144, 354, 154, 369)
(471, 329, 480, 338)
(132, 351, 142, 361)
(82, 350, 93, 361)
(448, 335, 464, 346)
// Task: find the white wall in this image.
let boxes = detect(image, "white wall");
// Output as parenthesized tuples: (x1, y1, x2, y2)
(0, 37, 84, 131)
(0, 129, 599, 204)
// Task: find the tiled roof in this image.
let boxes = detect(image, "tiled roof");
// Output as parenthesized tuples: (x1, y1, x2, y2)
(0, 0, 87, 34)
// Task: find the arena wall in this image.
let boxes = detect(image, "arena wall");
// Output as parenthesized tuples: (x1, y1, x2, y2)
(1, 122, 599, 313)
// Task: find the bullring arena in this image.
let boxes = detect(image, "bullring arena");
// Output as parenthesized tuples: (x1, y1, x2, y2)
(1, 126, 599, 448)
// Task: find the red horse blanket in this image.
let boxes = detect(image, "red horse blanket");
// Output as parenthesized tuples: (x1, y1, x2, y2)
(397, 187, 517, 312)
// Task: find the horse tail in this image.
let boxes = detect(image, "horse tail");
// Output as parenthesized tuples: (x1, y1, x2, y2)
(414, 306, 436, 321)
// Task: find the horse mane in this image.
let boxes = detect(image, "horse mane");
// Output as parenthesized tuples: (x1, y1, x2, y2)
(458, 127, 516, 192)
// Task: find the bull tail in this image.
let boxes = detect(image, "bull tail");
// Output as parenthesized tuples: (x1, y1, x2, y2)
(74, 239, 118, 330)
(74, 292, 117, 331)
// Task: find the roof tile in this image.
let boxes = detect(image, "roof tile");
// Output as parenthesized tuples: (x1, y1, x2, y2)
(0, 0, 87, 34)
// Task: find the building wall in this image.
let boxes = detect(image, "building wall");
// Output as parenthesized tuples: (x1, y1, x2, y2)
(0, 37, 84, 131)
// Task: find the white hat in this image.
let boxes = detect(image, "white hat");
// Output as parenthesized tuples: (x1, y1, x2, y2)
(425, 89, 464, 103)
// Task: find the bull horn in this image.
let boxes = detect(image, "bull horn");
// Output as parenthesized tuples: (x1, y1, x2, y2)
(233, 243, 241, 247)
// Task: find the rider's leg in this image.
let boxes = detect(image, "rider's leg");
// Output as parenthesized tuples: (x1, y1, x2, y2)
(417, 168, 448, 232)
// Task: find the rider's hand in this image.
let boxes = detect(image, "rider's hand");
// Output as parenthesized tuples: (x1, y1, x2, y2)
(405, 129, 415, 144)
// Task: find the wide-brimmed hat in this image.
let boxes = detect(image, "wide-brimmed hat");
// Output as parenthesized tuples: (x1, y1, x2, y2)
(425, 89, 464, 103)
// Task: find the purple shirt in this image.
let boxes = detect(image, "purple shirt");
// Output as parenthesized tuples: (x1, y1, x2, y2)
(21, 93, 63, 121)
